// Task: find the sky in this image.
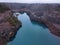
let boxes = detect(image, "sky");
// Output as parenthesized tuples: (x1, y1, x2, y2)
(0, 0, 60, 3)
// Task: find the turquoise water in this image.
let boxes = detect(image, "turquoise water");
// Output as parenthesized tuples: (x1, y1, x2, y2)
(8, 13, 60, 45)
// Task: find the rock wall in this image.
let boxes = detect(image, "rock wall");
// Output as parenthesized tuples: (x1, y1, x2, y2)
(3, 3, 60, 37)
(0, 3, 60, 37)
(0, 4, 22, 45)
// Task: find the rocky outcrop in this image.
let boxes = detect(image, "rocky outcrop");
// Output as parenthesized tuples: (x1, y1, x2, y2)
(0, 3, 60, 39)
(0, 4, 22, 45)
(3, 3, 60, 37)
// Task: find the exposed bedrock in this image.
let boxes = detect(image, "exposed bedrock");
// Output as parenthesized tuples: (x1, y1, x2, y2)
(4, 3, 60, 37)
(16, 9, 60, 37)
(0, 3, 59, 37)
(0, 4, 22, 45)
(13, 8, 60, 37)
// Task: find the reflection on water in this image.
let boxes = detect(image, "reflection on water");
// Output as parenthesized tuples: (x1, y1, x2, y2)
(7, 13, 60, 45)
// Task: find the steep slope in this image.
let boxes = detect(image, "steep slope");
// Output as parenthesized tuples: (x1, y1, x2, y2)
(3, 3, 60, 37)
(0, 4, 22, 45)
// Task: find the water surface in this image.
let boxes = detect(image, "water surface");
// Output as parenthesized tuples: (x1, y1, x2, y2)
(7, 13, 60, 45)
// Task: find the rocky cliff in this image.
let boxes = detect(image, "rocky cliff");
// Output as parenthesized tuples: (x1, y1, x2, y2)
(0, 4, 22, 45)
(3, 3, 60, 37)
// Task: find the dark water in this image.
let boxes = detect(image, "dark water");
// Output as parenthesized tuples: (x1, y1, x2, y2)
(7, 13, 60, 45)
